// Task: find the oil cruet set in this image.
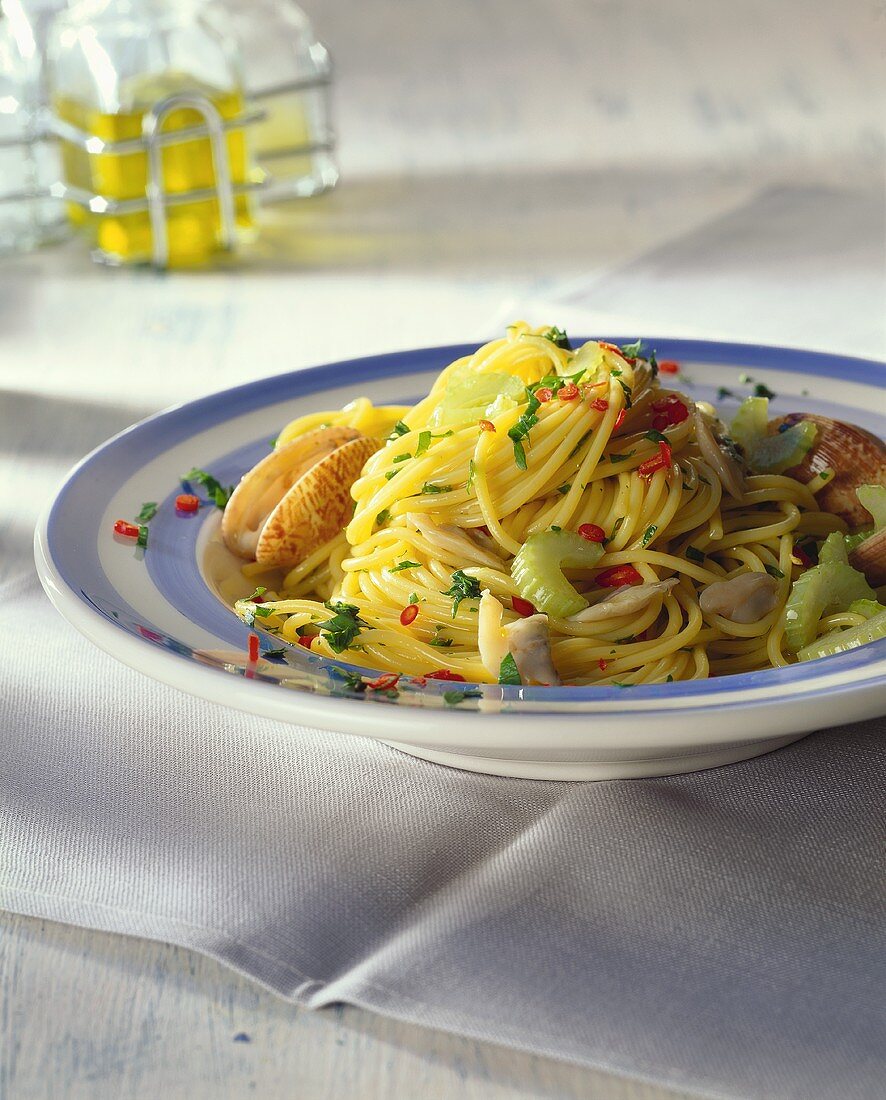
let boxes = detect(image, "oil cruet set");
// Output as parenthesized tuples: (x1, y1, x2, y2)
(0, 0, 337, 266)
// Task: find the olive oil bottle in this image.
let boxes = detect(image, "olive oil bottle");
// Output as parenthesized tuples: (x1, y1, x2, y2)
(48, 0, 258, 267)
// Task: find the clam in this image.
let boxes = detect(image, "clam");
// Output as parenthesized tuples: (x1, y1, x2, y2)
(699, 572, 779, 624)
(772, 414, 886, 528)
(255, 436, 381, 567)
(221, 425, 372, 564)
(693, 408, 746, 500)
(848, 529, 886, 587)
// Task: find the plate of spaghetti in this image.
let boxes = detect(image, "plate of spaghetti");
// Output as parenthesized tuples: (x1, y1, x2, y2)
(36, 326, 886, 779)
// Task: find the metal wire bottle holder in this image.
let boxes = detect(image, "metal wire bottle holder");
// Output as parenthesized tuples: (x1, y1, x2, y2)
(47, 90, 267, 267)
(2, 62, 336, 264)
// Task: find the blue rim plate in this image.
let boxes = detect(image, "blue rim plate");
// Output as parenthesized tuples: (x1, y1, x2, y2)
(35, 338, 886, 780)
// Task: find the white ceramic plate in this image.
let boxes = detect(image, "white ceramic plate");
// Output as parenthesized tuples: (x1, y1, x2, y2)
(35, 339, 886, 780)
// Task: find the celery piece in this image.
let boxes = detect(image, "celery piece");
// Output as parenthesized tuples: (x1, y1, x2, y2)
(783, 560, 875, 651)
(511, 530, 604, 618)
(729, 396, 817, 474)
(436, 371, 525, 427)
(797, 610, 886, 662)
(730, 397, 769, 452)
(749, 420, 817, 474)
(818, 531, 849, 566)
(847, 599, 886, 619)
(844, 529, 874, 553)
(856, 485, 886, 530)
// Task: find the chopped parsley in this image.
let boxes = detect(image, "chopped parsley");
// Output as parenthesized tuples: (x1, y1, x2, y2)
(444, 688, 482, 706)
(765, 564, 785, 579)
(641, 524, 658, 548)
(443, 570, 482, 618)
(429, 635, 454, 647)
(498, 652, 522, 685)
(615, 378, 633, 408)
(466, 458, 476, 495)
(408, 591, 421, 605)
(422, 481, 453, 494)
(754, 383, 777, 400)
(262, 648, 286, 660)
(644, 429, 669, 444)
(318, 601, 367, 653)
(393, 453, 411, 463)
(508, 388, 542, 470)
(137, 501, 158, 523)
(416, 431, 432, 456)
(390, 561, 421, 573)
(557, 483, 572, 495)
(717, 387, 736, 400)
(183, 467, 234, 510)
(246, 586, 267, 601)
(376, 508, 391, 526)
(540, 326, 572, 349)
(340, 671, 367, 693)
(618, 339, 644, 359)
(739, 373, 754, 384)
(569, 428, 594, 458)
(685, 546, 706, 564)
(388, 420, 410, 439)
(136, 524, 149, 549)
(609, 450, 636, 463)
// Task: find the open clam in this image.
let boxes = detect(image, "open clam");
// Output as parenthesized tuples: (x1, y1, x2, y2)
(773, 414, 886, 528)
(222, 425, 377, 566)
(255, 436, 380, 567)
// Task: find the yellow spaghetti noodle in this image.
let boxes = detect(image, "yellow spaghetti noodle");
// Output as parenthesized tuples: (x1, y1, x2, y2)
(228, 324, 873, 685)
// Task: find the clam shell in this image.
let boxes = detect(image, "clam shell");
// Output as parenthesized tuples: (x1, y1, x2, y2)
(221, 426, 361, 559)
(848, 528, 886, 587)
(255, 436, 381, 567)
(772, 414, 886, 528)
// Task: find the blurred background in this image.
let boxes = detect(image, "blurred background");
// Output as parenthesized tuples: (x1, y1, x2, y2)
(0, 0, 883, 415)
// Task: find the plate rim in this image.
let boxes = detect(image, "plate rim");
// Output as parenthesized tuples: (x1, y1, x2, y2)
(34, 336, 886, 734)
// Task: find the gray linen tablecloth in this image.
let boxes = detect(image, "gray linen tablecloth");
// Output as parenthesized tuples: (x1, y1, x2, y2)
(2, 561, 884, 1099)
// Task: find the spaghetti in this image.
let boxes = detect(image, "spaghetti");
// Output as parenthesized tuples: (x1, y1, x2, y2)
(222, 324, 883, 686)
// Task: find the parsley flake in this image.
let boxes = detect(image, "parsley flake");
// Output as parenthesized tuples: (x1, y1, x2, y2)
(764, 564, 785, 579)
(498, 652, 522, 685)
(422, 481, 453, 494)
(540, 326, 572, 349)
(390, 561, 421, 573)
(641, 524, 658, 548)
(183, 467, 234, 510)
(318, 601, 367, 653)
(443, 570, 482, 618)
(416, 431, 432, 456)
(137, 501, 158, 523)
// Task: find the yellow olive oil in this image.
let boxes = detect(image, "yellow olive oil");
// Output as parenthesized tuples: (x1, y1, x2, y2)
(56, 73, 256, 266)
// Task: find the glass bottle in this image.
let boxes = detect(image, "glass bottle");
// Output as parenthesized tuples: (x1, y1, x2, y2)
(46, 0, 260, 267)
(0, 0, 68, 253)
(207, 0, 336, 202)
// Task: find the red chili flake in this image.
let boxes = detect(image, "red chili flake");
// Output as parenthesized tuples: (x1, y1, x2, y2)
(651, 413, 670, 432)
(578, 523, 606, 543)
(613, 408, 626, 431)
(175, 493, 200, 514)
(651, 395, 688, 426)
(479, 419, 496, 432)
(596, 565, 643, 588)
(512, 595, 536, 617)
(113, 519, 140, 539)
(658, 360, 680, 374)
(247, 632, 260, 662)
(559, 383, 579, 400)
(425, 669, 466, 682)
(598, 342, 621, 354)
(598, 658, 608, 672)
(535, 388, 553, 403)
(297, 635, 314, 650)
(400, 603, 419, 626)
(366, 672, 400, 692)
(580, 380, 607, 398)
(590, 398, 609, 412)
(638, 440, 673, 479)
(791, 545, 812, 567)
(137, 625, 162, 643)
(411, 676, 428, 687)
